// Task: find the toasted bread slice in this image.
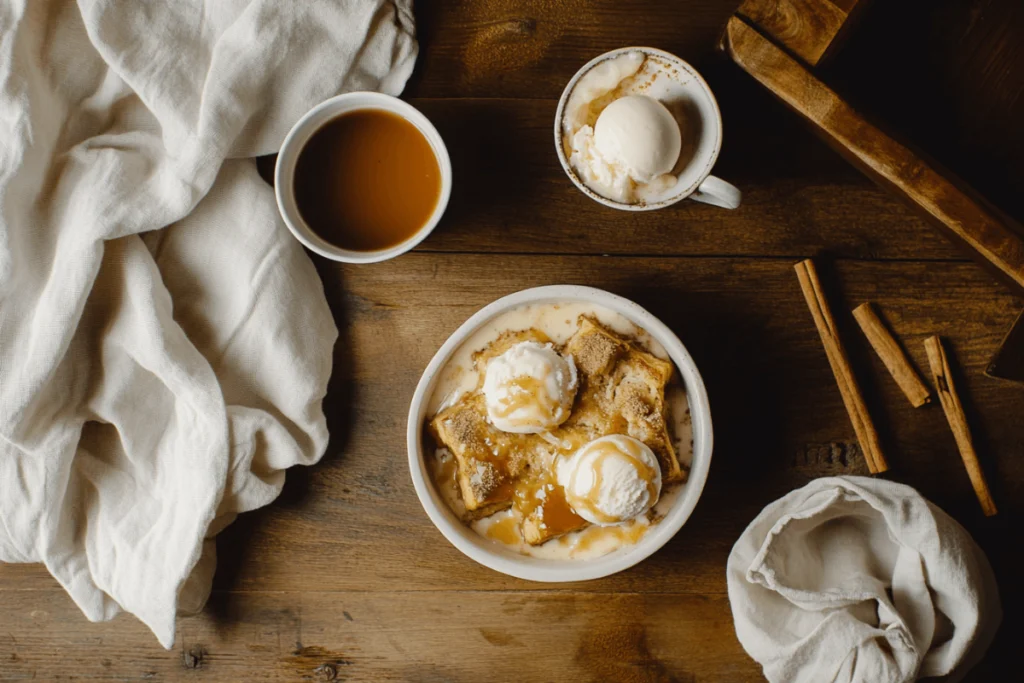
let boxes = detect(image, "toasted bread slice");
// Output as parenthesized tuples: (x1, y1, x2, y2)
(430, 393, 537, 518)
(564, 316, 685, 483)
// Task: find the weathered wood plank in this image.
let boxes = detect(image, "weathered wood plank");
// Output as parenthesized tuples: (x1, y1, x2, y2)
(408, 0, 741, 99)
(401, 97, 953, 260)
(4, 256, 1019, 600)
(230, 253, 1024, 612)
(3, 0, 1020, 680)
(261, 96, 956, 260)
(737, 0, 853, 65)
(1, 590, 762, 682)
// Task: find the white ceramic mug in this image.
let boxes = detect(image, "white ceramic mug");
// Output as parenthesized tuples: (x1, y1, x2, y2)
(275, 92, 452, 264)
(555, 47, 741, 211)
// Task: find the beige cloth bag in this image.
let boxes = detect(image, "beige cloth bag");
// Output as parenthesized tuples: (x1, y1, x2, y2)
(727, 476, 1000, 682)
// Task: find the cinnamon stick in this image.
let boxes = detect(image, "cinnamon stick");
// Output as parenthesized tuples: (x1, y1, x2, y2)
(924, 336, 998, 516)
(852, 303, 932, 408)
(795, 260, 888, 474)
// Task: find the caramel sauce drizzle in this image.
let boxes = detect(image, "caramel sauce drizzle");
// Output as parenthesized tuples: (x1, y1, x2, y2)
(514, 468, 586, 536)
(485, 515, 520, 545)
(570, 520, 650, 554)
(491, 370, 563, 430)
(435, 450, 458, 487)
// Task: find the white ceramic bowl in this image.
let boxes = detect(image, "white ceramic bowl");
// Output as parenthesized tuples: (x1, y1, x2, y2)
(407, 285, 713, 581)
(275, 92, 452, 264)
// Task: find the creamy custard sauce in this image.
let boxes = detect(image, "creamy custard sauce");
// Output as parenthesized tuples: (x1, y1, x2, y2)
(427, 302, 694, 560)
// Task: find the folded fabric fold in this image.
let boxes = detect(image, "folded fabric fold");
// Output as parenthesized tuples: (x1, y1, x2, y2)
(0, 0, 416, 648)
(727, 476, 1000, 683)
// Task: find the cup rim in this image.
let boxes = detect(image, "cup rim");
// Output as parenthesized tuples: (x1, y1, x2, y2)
(553, 47, 724, 212)
(406, 285, 714, 582)
(275, 92, 452, 264)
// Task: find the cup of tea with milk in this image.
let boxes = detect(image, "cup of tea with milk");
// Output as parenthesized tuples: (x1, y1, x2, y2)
(275, 47, 738, 263)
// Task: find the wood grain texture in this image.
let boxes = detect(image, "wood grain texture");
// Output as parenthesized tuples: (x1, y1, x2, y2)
(3, 255, 1023, 680)
(4, 0, 1023, 680)
(262, 97, 958, 260)
(828, 0, 1024, 225)
(408, 0, 740, 99)
(737, 0, 850, 65)
(1, 590, 760, 682)
(722, 16, 1024, 295)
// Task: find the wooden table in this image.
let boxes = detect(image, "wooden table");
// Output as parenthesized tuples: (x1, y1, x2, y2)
(3, 1, 1022, 680)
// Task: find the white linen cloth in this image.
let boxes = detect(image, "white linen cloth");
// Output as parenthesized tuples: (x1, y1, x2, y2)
(0, 0, 416, 648)
(727, 476, 1001, 683)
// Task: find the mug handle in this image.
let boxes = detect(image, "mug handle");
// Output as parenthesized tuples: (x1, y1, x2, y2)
(689, 175, 742, 210)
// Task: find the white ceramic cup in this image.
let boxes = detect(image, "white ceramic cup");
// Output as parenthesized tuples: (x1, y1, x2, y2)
(407, 285, 714, 582)
(555, 47, 741, 211)
(275, 92, 452, 264)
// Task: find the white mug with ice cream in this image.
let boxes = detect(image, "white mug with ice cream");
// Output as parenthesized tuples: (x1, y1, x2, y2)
(555, 47, 741, 211)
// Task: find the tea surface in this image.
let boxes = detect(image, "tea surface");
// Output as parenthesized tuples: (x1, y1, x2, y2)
(294, 109, 441, 252)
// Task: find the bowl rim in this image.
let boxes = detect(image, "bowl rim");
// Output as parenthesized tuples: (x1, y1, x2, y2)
(274, 91, 452, 264)
(406, 285, 714, 582)
(553, 46, 724, 212)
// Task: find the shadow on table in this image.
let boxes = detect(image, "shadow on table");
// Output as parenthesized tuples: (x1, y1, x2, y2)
(965, 507, 1023, 680)
(612, 279, 796, 573)
(934, 346, 1021, 682)
(618, 280, 790, 481)
(420, 98, 548, 244)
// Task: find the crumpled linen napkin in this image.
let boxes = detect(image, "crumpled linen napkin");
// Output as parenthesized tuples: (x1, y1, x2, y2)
(0, 0, 416, 648)
(727, 476, 1000, 683)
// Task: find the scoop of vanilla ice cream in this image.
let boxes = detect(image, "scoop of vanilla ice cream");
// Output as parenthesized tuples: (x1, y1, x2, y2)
(482, 342, 578, 434)
(567, 94, 682, 203)
(594, 95, 681, 183)
(557, 435, 662, 524)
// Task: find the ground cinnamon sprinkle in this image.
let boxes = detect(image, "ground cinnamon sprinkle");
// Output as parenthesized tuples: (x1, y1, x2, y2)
(469, 461, 502, 498)
(447, 410, 478, 446)
(572, 330, 620, 375)
(621, 390, 652, 422)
